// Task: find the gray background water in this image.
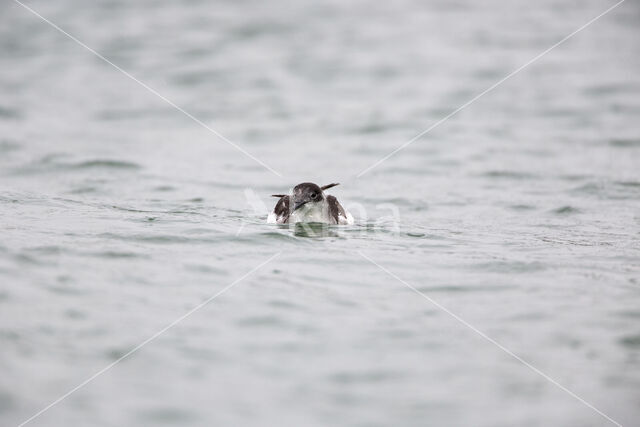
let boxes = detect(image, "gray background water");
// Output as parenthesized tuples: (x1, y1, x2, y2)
(1, 0, 639, 426)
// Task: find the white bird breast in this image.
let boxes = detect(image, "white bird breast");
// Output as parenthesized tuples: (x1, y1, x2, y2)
(289, 201, 331, 223)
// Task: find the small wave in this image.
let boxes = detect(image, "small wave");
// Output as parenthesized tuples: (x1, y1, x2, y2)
(153, 185, 176, 192)
(65, 308, 86, 320)
(353, 122, 387, 134)
(538, 237, 611, 247)
(68, 186, 98, 194)
(358, 196, 415, 207)
(47, 284, 84, 296)
(471, 261, 546, 273)
(405, 232, 426, 237)
(417, 284, 511, 293)
(0, 106, 21, 119)
(0, 140, 20, 152)
(569, 181, 639, 200)
(95, 108, 170, 121)
(328, 370, 403, 384)
(483, 170, 537, 180)
(183, 264, 226, 274)
(99, 232, 192, 244)
(12, 157, 142, 175)
(26, 246, 62, 255)
(559, 174, 591, 182)
(248, 231, 303, 242)
(551, 205, 581, 215)
(268, 299, 302, 310)
(610, 138, 640, 148)
(616, 181, 640, 188)
(509, 204, 535, 211)
(570, 182, 601, 195)
(619, 335, 640, 349)
(231, 22, 293, 40)
(72, 160, 141, 170)
(236, 315, 285, 328)
(92, 251, 145, 259)
(136, 408, 197, 423)
(585, 83, 629, 96)
(170, 70, 212, 87)
(615, 310, 640, 319)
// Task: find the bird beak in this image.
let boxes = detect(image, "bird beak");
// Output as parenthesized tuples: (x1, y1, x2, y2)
(293, 200, 307, 211)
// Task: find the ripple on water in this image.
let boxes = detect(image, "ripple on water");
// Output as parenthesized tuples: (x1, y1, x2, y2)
(470, 260, 547, 274)
(95, 108, 172, 121)
(250, 231, 304, 243)
(570, 182, 602, 195)
(609, 138, 640, 148)
(0, 105, 21, 119)
(268, 299, 302, 311)
(65, 308, 87, 320)
(509, 204, 536, 211)
(12, 252, 42, 265)
(619, 335, 640, 349)
(236, 315, 285, 328)
(13, 157, 142, 175)
(0, 140, 20, 153)
(0, 390, 15, 412)
(616, 181, 640, 188)
(183, 264, 226, 274)
(99, 233, 195, 244)
(405, 232, 426, 238)
(91, 250, 147, 259)
(328, 370, 404, 384)
(153, 185, 176, 192)
(539, 236, 612, 247)
(616, 310, 640, 319)
(68, 186, 99, 195)
(551, 205, 581, 215)
(136, 408, 197, 424)
(72, 160, 141, 170)
(358, 197, 416, 207)
(417, 284, 511, 293)
(559, 174, 592, 182)
(569, 181, 640, 200)
(483, 170, 537, 180)
(48, 280, 84, 296)
(170, 70, 217, 87)
(26, 246, 63, 255)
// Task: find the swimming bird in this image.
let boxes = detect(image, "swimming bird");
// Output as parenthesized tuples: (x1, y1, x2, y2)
(267, 182, 354, 225)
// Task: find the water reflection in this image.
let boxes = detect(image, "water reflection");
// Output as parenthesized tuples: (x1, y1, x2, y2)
(290, 222, 340, 238)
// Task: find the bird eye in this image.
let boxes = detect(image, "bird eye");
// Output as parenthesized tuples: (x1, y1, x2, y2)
(310, 192, 317, 199)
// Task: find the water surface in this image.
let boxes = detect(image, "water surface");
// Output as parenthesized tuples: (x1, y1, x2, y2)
(1, 0, 639, 426)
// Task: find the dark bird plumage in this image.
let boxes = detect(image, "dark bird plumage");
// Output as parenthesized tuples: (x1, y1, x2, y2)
(267, 182, 352, 225)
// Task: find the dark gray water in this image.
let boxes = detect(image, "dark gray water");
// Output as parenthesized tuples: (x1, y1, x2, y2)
(1, 0, 639, 426)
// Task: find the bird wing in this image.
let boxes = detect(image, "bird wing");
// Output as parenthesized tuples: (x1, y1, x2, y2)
(272, 195, 290, 223)
(326, 195, 347, 225)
